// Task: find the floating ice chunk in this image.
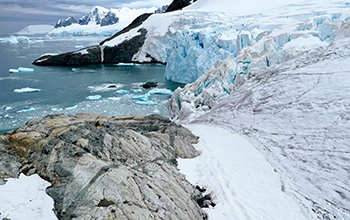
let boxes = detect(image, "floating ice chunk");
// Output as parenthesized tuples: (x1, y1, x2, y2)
(75, 45, 84, 49)
(115, 90, 128, 95)
(133, 89, 143, 93)
(9, 69, 19, 73)
(65, 105, 78, 110)
(116, 63, 140, 66)
(18, 67, 35, 73)
(0, 36, 21, 44)
(88, 83, 123, 92)
(148, 88, 173, 95)
(51, 107, 63, 111)
(135, 100, 157, 105)
(107, 97, 121, 101)
(10, 67, 35, 73)
(17, 107, 37, 113)
(14, 87, 41, 93)
(86, 95, 102, 100)
(4, 106, 12, 111)
(132, 94, 151, 101)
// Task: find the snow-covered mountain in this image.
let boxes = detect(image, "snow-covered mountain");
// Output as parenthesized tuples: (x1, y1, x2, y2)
(51, 6, 157, 36)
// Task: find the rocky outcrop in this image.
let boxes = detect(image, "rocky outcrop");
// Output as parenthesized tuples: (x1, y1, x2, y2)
(33, 46, 102, 66)
(55, 17, 78, 28)
(166, 0, 197, 12)
(0, 114, 206, 220)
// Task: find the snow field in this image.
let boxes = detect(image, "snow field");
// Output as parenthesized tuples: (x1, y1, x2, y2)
(0, 174, 57, 220)
(178, 124, 307, 220)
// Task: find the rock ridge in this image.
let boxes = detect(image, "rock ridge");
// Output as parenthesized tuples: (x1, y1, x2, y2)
(0, 113, 207, 220)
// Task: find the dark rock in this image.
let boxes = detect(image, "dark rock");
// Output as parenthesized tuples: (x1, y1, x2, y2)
(142, 82, 158, 89)
(166, 0, 197, 12)
(155, 5, 169, 14)
(100, 13, 152, 46)
(102, 29, 148, 64)
(33, 46, 102, 66)
(55, 17, 78, 28)
(0, 113, 205, 220)
(97, 199, 115, 207)
(100, 12, 119, 26)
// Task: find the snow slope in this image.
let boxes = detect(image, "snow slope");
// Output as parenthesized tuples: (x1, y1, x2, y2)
(0, 174, 57, 220)
(169, 18, 350, 220)
(178, 124, 307, 220)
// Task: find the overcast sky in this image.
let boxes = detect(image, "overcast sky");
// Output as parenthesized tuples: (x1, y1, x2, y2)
(0, 0, 172, 34)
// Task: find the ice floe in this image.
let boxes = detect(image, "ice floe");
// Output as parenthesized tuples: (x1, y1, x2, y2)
(107, 97, 121, 101)
(115, 90, 128, 95)
(14, 87, 41, 93)
(17, 107, 37, 113)
(86, 95, 102, 100)
(135, 100, 157, 105)
(9, 67, 35, 73)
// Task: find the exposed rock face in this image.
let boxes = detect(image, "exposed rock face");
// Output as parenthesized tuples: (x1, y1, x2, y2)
(100, 12, 119, 26)
(33, 46, 102, 66)
(55, 17, 78, 28)
(0, 114, 206, 220)
(166, 0, 197, 12)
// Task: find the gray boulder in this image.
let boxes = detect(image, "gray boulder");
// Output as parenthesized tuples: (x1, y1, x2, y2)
(0, 113, 206, 220)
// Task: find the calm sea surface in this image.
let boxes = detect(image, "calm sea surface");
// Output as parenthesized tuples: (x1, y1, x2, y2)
(0, 35, 183, 134)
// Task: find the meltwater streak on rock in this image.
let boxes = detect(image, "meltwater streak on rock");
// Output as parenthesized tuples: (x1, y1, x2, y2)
(0, 114, 206, 220)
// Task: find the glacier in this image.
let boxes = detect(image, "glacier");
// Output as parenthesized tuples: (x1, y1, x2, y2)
(165, 1, 350, 219)
(97, 0, 350, 84)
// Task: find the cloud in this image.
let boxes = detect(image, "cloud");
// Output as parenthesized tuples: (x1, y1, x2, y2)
(121, 0, 172, 8)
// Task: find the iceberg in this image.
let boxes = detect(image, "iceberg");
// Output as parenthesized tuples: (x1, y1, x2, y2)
(65, 105, 78, 110)
(107, 97, 121, 101)
(115, 90, 128, 95)
(133, 89, 143, 93)
(14, 87, 41, 93)
(86, 95, 102, 100)
(132, 94, 151, 101)
(148, 88, 173, 95)
(10, 67, 35, 73)
(17, 107, 37, 113)
(135, 100, 157, 105)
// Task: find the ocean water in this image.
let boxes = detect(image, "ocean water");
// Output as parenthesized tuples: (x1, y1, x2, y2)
(0, 35, 183, 134)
